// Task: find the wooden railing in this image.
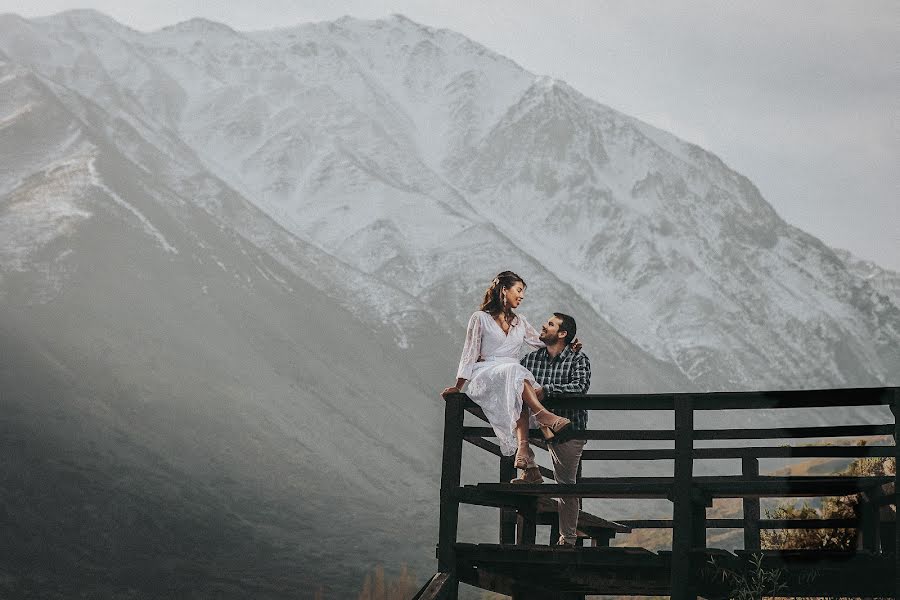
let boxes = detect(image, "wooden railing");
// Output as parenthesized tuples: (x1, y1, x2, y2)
(423, 387, 899, 600)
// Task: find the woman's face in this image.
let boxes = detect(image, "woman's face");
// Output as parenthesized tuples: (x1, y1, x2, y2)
(503, 282, 525, 309)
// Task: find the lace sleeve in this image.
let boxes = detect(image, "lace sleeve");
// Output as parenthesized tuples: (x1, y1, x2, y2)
(456, 312, 484, 379)
(521, 315, 545, 349)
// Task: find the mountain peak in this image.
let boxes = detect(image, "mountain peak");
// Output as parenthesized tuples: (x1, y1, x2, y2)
(385, 13, 429, 28)
(39, 8, 136, 33)
(160, 17, 238, 36)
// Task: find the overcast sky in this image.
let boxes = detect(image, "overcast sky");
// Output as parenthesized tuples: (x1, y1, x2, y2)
(3, 1, 898, 270)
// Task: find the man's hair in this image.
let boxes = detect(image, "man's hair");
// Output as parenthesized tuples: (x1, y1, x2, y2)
(553, 312, 577, 345)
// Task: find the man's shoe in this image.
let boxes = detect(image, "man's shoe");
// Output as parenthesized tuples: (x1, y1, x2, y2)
(510, 467, 543, 484)
(555, 538, 576, 548)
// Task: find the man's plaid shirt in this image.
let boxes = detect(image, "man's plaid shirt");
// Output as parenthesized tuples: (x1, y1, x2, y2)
(521, 345, 591, 431)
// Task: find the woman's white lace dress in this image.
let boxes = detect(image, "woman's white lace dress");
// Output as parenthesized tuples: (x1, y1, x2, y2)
(456, 311, 545, 456)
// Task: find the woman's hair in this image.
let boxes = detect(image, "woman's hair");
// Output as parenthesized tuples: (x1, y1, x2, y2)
(480, 271, 526, 324)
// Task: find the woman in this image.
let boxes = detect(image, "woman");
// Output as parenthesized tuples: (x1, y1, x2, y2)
(442, 271, 573, 470)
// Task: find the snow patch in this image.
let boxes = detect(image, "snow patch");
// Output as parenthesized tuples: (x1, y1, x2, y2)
(87, 157, 178, 254)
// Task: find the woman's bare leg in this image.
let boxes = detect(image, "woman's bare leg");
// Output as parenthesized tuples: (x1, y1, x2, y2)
(516, 407, 530, 443)
(522, 383, 571, 432)
(521, 384, 547, 414)
(513, 406, 535, 469)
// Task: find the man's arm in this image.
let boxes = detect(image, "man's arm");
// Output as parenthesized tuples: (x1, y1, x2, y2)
(543, 353, 591, 396)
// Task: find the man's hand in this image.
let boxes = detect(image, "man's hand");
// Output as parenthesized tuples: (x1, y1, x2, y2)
(534, 385, 545, 401)
(441, 386, 460, 397)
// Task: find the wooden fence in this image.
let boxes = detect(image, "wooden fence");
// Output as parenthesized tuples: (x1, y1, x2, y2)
(414, 387, 899, 599)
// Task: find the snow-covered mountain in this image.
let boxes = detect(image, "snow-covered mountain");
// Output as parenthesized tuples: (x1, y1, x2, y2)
(0, 9, 897, 598)
(5, 10, 893, 389)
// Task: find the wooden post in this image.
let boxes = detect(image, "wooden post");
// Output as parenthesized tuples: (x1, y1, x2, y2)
(576, 459, 584, 548)
(860, 486, 881, 552)
(742, 457, 761, 551)
(891, 389, 899, 595)
(670, 394, 696, 600)
(691, 495, 708, 550)
(500, 456, 517, 543)
(437, 395, 465, 598)
(518, 498, 538, 545)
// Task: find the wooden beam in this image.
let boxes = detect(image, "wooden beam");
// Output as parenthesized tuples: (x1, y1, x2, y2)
(670, 394, 695, 600)
(464, 426, 675, 440)
(517, 498, 538, 545)
(892, 388, 899, 595)
(500, 455, 517, 544)
(742, 457, 761, 551)
(693, 445, 895, 459)
(437, 395, 464, 599)
(449, 388, 897, 412)
(618, 518, 861, 529)
(693, 423, 893, 440)
(412, 572, 455, 600)
(472, 480, 673, 499)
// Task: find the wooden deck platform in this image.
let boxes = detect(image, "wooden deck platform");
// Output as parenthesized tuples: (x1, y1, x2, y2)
(420, 388, 900, 600)
(452, 544, 896, 599)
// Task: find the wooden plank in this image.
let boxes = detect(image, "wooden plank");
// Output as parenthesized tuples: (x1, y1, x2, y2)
(457, 486, 538, 510)
(464, 403, 488, 422)
(694, 423, 894, 440)
(464, 426, 674, 440)
(544, 394, 675, 410)
(716, 518, 858, 529)
(618, 518, 860, 529)
(472, 480, 673, 499)
(689, 387, 895, 410)
(455, 543, 661, 562)
(581, 449, 675, 460)
(536, 497, 631, 533)
(694, 475, 892, 498)
(455, 545, 671, 597)
(412, 572, 454, 600)
(464, 434, 503, 456)
(670, 394, 695, 600)
(693, 444, 895, 459)
(618, 519, 674, 529)
(447, 388, 899, 412)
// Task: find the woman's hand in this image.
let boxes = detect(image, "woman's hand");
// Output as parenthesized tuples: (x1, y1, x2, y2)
(442, 378, 466, 397)
(571, 337, 583, 353)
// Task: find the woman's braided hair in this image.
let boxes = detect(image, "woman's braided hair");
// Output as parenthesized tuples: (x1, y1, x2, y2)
(480, 271, 525, 326)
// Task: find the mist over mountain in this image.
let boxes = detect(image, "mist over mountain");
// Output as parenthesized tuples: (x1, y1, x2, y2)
(1, 10, 897, 598)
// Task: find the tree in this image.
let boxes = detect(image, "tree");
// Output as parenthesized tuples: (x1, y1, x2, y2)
(761, 456, 895, 551)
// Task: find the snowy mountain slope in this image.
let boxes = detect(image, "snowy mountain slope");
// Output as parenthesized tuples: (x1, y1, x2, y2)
(1, 10, 689, 389)
(0, 63, 472, 596)
(449, 76, 900, 388)
(835, 247, 900, 308)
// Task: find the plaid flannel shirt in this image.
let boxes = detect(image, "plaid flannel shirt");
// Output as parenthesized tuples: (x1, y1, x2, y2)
(521, 346, 591, 431)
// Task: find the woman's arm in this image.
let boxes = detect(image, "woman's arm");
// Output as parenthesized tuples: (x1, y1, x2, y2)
(521, 316, 545, 349)
(445, 312, 482, 394)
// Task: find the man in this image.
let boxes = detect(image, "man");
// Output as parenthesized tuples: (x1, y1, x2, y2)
(515, 312, 591, 547)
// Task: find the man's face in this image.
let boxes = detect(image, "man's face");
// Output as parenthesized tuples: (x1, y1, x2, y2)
(539, 316, 565, 345)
